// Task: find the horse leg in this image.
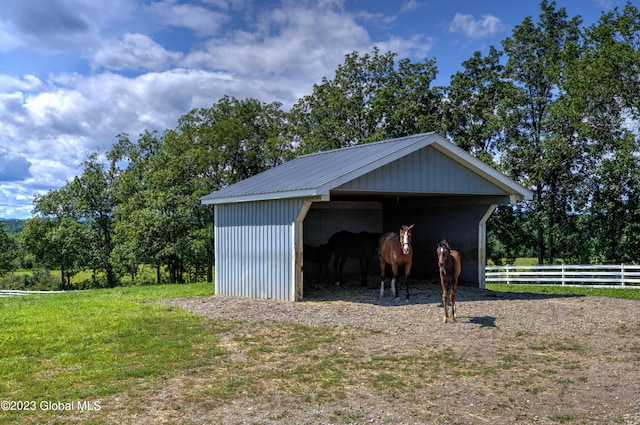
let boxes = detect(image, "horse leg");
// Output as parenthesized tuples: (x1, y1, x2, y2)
(441, 279, 449, 323)
(404, 262, 412, 300)
(391, 264, 399, 300)
(451, 279, 457, 322)
(379, 258, 386, 298)
(338, 256, 348, 286)
(333, 254, 341, 286)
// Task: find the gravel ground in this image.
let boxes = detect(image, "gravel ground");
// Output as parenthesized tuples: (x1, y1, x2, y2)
(142, 280, 639, 425)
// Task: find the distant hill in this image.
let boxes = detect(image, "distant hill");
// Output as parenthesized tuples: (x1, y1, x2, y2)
(0, 219, 26, 234)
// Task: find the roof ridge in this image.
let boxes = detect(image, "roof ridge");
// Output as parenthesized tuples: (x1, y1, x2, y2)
(300, 132, 435, 158)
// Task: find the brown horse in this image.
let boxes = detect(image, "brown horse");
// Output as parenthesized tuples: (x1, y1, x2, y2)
(437, 239, 461, 323)
(378, 224, 414, 300)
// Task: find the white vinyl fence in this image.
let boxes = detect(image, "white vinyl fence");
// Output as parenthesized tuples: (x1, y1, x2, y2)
(0, 290, 67, 297)
(485, 264, 640, 287)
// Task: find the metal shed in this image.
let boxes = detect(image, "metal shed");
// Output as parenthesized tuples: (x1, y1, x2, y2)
(201, 132, 532, 301)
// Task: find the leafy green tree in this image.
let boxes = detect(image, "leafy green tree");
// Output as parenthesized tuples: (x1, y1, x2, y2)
(31, 153, 118, 287)
(292, 47, 441, 153)
(30, 183, 86, 286)
(555, 3, 640, 263)
(21, 217, 88, 288)
(109, 131, 166, 282)
(70, 154, 118, 287)
(580, 135, 640, 263)
(499, 0, 582, 264)
(443, 46, 511, 165)
(0, 223, 18, 276)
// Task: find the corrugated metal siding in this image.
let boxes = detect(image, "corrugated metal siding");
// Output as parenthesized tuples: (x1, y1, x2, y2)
(214, 198, 307, 301)
(335, 146, 506, 195)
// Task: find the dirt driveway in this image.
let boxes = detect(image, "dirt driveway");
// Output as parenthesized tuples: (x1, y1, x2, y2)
(158, 281, 640, 425)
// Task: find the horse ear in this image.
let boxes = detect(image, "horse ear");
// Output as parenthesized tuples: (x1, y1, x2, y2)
(408, 224, 415, 230)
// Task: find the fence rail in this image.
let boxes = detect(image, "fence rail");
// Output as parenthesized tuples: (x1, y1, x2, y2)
(485, 264, 640, 287)
(0, 290, 67, 297)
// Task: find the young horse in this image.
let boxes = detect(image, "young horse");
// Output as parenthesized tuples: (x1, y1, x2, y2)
(437, 239, 461, 323)
(378, 225, 414, 300)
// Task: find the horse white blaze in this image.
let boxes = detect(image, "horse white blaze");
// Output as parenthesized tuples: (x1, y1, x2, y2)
(402, 232, 410, 254)
(439, 247, 447, 275)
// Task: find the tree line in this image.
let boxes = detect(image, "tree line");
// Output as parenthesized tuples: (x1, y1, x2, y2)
(1, 1, 639, 288)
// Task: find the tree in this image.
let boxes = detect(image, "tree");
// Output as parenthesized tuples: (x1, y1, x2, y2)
(109, 131, 168, 283)
(70, 154, 118, 287)
(580, 135, 640, 263)
(443, 46, 511, 165)
(21, 217, 88, 288)
(0, 223, 18, 276)
(31, 153, 118, 287)
(292, 47, 441, 153)
(555, 3, 640, 263)
(499, 0, 582, 264)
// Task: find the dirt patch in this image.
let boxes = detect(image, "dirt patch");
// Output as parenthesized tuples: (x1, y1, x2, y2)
(126, 281, 640, 424)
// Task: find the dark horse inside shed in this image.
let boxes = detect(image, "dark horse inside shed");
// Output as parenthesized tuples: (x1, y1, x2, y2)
(303, 243, 332, 282)
(328, 230, 381, 287)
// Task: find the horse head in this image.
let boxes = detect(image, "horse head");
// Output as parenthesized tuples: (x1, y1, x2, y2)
(437, 239, 451, 274)
(399, 224, 414, 255)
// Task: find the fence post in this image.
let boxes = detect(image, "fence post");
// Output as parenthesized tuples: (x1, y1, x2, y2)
(561, 263, 565, 286)
(506, 264, 511, 285)
(621, 263, 626, 287)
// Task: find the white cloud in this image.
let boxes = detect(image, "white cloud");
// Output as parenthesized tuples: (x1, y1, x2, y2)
(182, 0, 431, 86)
(92, 33, 183, 71)
(449, 13, 503, 39)
(375, 34, 435, 62)
(400, 0, 422, 14)
(147, 0, 230, 36)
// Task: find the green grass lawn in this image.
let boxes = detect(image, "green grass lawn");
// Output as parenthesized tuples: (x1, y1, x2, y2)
(487, 283, 640, 300)
(0, 283, 216, 424)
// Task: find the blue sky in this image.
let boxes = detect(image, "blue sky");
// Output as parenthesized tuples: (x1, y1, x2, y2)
(0, 0, 626, 219)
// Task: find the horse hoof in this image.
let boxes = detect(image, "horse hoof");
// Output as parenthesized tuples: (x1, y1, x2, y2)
(443, 317, 448, 324)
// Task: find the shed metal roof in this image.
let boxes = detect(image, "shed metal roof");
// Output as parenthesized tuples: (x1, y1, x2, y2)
(201, 132, 533, 205)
